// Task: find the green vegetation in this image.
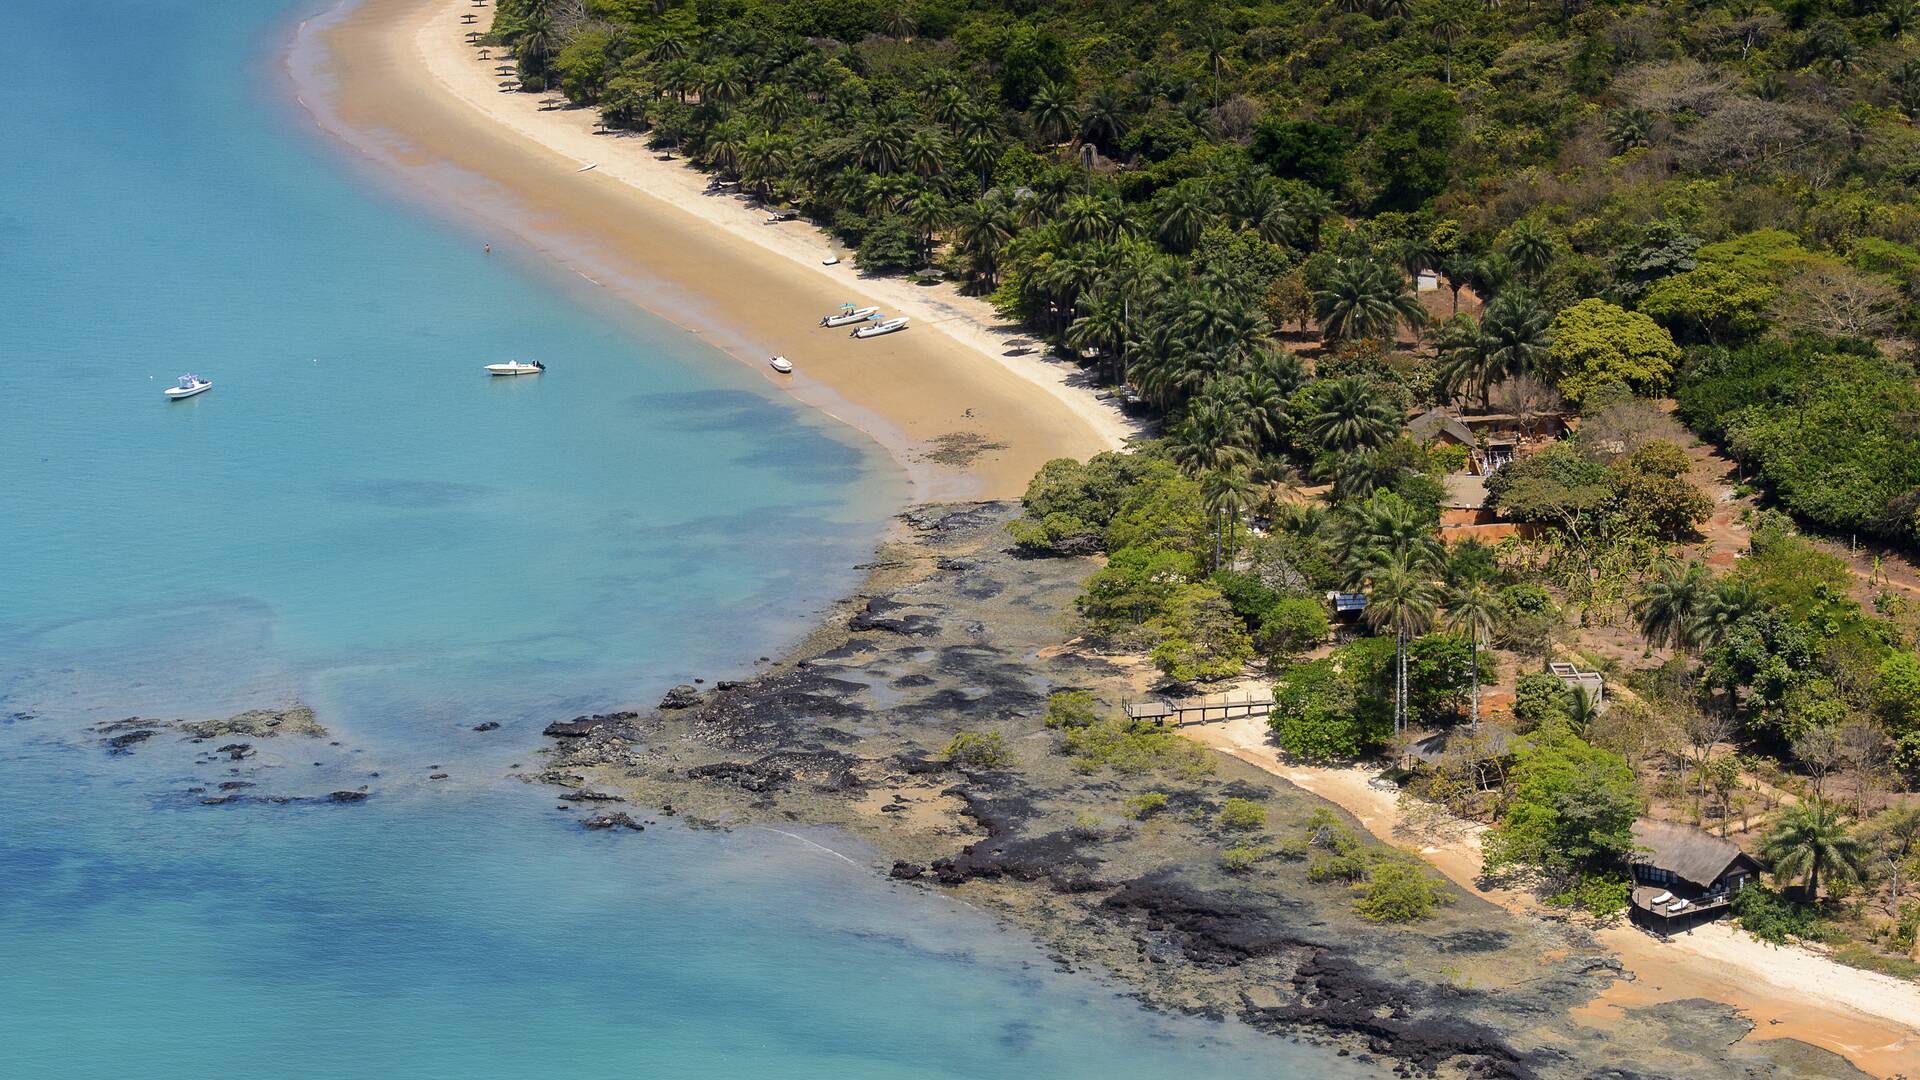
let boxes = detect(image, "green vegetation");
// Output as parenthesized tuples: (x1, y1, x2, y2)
(944, 730, 1015, 768)
(1060, 715, 1215, 777)
(1124, 791, 1170, 819)
(1216, 796, 1268, 832)
(1482, 722, 1642, 914)
(1354, 859, 1453, 923)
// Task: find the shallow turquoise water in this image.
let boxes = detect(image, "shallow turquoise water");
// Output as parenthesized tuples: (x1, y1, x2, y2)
(0, 2, 1372, 1076)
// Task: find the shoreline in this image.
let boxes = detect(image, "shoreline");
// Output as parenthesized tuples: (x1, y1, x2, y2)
(1179, 715, 1920, 1078)
(290, 0, 1142, 503)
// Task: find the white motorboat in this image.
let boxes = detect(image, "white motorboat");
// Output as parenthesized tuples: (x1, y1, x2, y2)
(851, 317, 909, 339)
(769, 356, 793, 374)
(164, 374, 212, 400)
(820, 305, 879, 328)
(484, 360, 545, 376)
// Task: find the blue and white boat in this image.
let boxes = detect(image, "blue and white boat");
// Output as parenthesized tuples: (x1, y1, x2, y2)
(163, 374, 212, 400)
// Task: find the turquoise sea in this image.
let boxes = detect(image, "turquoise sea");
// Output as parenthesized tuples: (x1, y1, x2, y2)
(0, 2, 1371, 1076)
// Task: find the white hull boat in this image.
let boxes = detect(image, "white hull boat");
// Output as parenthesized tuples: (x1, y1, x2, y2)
(485, 360, 545, 376)
(164, 375, 212, 400)
(769, 356, 793, 374)
(851, 317, 909, 339)
(820, 306, 879, 328)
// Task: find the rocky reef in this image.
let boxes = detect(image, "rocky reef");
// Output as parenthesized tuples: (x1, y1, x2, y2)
(530, 503, 1866, 1080)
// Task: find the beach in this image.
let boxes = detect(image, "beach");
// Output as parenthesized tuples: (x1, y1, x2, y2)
(1181, 714, 1920, 1078)
(295, 0, 1139, 501)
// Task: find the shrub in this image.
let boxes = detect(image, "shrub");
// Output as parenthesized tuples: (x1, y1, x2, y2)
(1060, 719, 1215, 778)
(1354, 860, 1452, 922)
(1221, 845, 1265, 873)
(1217, 797, 1268, 832)
(1125, 791, 1170, 819)
(1149, 584, 1256, 682)
(1733, 884, 1821, 944)
(1544, 871, 1632, 916)
(1043, 690, 1098, 729)
(944, 730, 1014, 769)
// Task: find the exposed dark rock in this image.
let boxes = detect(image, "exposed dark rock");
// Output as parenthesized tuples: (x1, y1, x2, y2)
(685, 758, 794, 793)
(559, 790, 626, 803)
(543, 711, 640, 739)
(889, 861, 926, 879)
(582, 811, 644, 831)
(179, 706, 326, 740)
(104, 729, 156, 753)
(217, 781, 255, 791)
(327, 790, 369, 803)
(216, 742, 253, 761)
(472, 721, 501, 732)
(659, 685, 702, 710)
(1100, 874, 1320, 964)
(429, 772, 449, 780)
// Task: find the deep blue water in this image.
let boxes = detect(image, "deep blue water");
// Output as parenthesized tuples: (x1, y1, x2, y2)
(0, 2, 1371, 1076)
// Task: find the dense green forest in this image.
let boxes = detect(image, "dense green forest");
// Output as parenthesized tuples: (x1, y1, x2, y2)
(491, 0, 1920, 543)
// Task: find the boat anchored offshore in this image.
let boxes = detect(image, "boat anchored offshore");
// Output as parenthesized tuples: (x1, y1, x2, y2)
(484, 360, 545, 376)
(164, 374, 212, 400)
(769, 356, 793, 374)
(851, 317, 909, 339)
(820, 305, 879, 328)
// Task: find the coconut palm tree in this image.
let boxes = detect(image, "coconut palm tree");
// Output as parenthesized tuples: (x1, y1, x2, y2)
(1604, 107, 1652, 154)
(853, 119, 909, 175)
(951, 199, 1013, 287)
(1201, 466, 1261, 569)
(904, 129, 947, 178)
(1762, 801, 1868, 900)
(1154, 181, 1218, 254)
(1306, 375, 1401, 454)
(1079, 86, 1129, 152)
(903, 191, 949, 264)
(1060, 194, 1120, 245)
(1696, 579, 1759, 650)
(881, 4, 916, 39)
(1500, 219, 1556, 284)
(1313, 259, 1427, 344)
(1360, 551, 1444, 746)
(1445, 578, 1503, 730)
(1029, 83, 1078, 144)
(1632, 560, 1712, 654)
(1198, 27, 1233, 108)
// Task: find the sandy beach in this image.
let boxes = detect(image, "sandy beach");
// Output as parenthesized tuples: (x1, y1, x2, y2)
(292, 0, 1139, 501)
(1181, 713, 1920, 1078)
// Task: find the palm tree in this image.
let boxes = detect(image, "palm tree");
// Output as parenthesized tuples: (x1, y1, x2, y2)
(904, 129, 947, 178)
(1060, 194, 1120, 244)
(1313, 259, 1427, 344)
(853, 119, 909, 175)
(881, 4, 916, 39)
(1029, 83, 1078, 144)
(1632, 560, 1712, 654)
(958, 134, 999, 187)
(1198, 27, 1233, 108)
(1696, 579, 1758, 650)
(1762, 801, 1868, 900)
(1430, 8, 1466, 84)
(1604, 107, 1652, 154)
(1445, 578, 1503, 730)
(951, 199, 1013, 287)
(903, 191, 949, 264)
(1306, 376, 1401, 454)
(1360, 551, 1444, 746)
(1079, 86, 1129, 152)
(1067, 289, 1129, 376)
(1500, 219, 1555, 284)
(1439, 293, 1552, 409)
(1201, 466, 1260, 569)
(1154, 181, 1218, 254)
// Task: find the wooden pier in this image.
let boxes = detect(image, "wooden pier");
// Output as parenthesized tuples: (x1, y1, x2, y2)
(1124, 690, 1274, 727)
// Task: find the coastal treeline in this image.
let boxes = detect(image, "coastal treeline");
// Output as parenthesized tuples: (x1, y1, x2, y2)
(492, 0, 1920, 546)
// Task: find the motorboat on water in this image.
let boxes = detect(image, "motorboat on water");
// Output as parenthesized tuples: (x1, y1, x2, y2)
(164, 374, 212, 400)
(820, 305, 879, 328)
(769, 356, 793, 374)
(485, 360, 545, 376)
(851, 317, 909, 339)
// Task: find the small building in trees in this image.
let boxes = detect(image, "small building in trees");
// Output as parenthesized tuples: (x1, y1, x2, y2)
(1627, 820, 1763, 931)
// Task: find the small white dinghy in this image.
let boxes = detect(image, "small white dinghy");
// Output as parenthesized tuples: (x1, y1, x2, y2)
(769, 356, 793, 374)
(164, 374, 212, 400)
(820, 305, 879, 328)
(484, 360, 545, 376)
(851, 316, 908, 339)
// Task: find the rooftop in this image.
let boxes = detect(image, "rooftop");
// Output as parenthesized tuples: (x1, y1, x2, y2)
(1631, 819, 1760, 888)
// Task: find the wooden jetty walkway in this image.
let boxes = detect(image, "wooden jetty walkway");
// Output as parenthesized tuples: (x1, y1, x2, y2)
(1124, 689, 1274, 727)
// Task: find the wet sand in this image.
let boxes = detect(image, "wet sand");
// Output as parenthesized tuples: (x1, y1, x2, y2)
(291, 0, 1138, 501)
